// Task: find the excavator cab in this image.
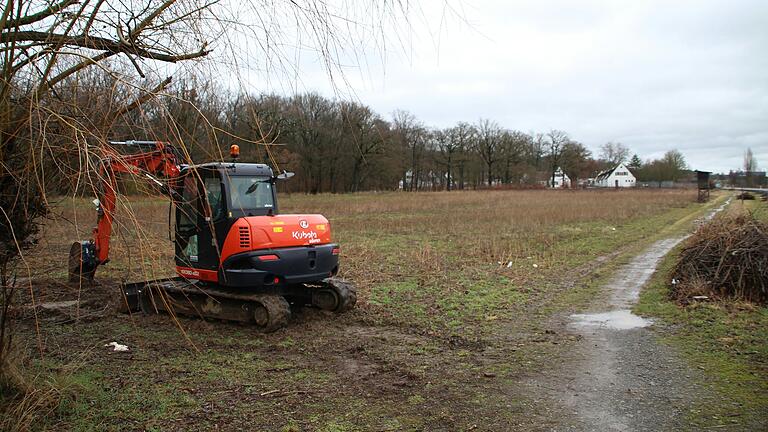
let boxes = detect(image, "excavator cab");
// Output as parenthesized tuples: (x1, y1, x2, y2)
(170, 162, 344, 291)
(172, 163, 278, 277)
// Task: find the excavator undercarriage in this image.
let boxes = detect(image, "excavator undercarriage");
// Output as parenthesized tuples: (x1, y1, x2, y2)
(120, 277, 356, 332)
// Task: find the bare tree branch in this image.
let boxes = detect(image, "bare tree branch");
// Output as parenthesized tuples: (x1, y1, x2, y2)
(1, 30, 209, 63)
(111, 76, 172, 123)
(130, 0, 177, 40)
(36, 51, 115, 96)
(2, 0, 79, 30)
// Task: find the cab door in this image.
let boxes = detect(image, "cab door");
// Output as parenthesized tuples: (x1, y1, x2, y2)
(174, 169, 239, 277)
(174, 172, 203, 268)
(196, 171, 230, 271)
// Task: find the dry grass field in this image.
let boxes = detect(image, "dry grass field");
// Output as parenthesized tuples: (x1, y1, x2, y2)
(11, 188, 721, 430)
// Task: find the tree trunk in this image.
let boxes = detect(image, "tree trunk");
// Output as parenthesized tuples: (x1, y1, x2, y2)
(487, 162, 493, 187)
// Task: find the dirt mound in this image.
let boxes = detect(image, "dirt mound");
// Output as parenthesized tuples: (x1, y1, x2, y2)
(671, 213, 768, 304)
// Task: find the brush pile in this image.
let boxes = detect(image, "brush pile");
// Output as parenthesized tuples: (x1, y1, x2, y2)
(735, 192, 755, 200)
(671, 213, 768, 304)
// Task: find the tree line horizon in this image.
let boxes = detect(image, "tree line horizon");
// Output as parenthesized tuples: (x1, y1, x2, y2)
(109, 78, 712, 194)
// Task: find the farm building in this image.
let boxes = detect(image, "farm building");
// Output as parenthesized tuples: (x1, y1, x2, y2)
(594, 163, 636, 188)
(547, 167, 571, 188)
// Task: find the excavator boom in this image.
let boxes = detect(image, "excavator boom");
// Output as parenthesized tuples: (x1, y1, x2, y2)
(69, 141, 181, 281)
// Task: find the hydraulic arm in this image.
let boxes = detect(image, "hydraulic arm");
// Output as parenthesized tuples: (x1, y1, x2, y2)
(68, 141, 181, 282)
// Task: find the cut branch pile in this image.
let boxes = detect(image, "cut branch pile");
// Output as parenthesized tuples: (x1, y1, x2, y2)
(671, 213, 768, 304)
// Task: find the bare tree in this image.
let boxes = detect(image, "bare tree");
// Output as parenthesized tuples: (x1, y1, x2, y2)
(449, 122, 474, 190)
(474, 119, 502, 186)
(500, 130, 529, 184)
(434, 125, 474, 191)
(744, 147, 757, 172)
(561, 141, 592, 185)
(599, 142, 630, 166)
(339, 101, 386, 192)
(660, 149, 688, 183)
(545, 129, 569, 187)
(530, 132, 546, 170)
(1, 0, 215, 383)
(392, 110, 423, 191)
(743, 147, 758, 187)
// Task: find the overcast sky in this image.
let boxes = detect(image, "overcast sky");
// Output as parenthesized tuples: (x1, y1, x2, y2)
(236, 0, 767, 173)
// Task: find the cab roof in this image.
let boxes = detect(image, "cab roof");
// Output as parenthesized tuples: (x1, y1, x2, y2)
(184, 162, 274, 177)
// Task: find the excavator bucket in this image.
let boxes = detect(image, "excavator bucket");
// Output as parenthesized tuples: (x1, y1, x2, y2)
(68, 241, 98, 283)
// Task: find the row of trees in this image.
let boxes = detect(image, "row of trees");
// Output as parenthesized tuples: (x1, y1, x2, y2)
(109, 81, 688, 193)
(628, 149, 689, 184)
(5, 64, 693, 199)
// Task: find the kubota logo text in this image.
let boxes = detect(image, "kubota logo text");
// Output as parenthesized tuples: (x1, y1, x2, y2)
(292, 230, 318, 240)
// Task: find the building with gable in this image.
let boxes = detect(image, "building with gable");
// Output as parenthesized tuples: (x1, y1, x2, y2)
(594, 163, 636, 188)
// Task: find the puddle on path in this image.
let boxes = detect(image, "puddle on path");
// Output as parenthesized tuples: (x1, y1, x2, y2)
(570, 310, 652, 330)
(569, 197, 732, 333)
(568, 237, 680, 332)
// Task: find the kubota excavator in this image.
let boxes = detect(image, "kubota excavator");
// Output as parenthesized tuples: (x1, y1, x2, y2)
(68, 140, 356, 331)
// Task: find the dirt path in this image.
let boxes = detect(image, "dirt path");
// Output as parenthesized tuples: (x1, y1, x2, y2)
(557, 238, 704, 431)
(525, 235, 723, 430)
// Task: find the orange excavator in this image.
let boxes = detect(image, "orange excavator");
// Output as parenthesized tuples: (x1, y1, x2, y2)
(68, 140, 356, 331)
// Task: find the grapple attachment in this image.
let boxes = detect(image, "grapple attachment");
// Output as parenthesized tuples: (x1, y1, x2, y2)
(68, 241, 98, 283)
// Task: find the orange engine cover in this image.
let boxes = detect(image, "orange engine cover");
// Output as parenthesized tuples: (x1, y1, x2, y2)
(220, 214, 332, 263)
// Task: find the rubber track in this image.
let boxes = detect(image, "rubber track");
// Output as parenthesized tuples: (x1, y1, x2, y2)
(253, 294, 290, 332)
(326, 278, 357, 313)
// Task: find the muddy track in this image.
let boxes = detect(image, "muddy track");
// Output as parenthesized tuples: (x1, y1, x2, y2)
(525, 238, 710, 431)
(522, 202, 735, 431)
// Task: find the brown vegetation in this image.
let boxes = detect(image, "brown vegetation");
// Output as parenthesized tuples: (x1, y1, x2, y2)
(22, 189, 698, 292)
(671, 212, 768, 304)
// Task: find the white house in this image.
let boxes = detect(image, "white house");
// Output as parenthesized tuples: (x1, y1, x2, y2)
(547, 167, 571, 188)
(594, 163, 636, 188)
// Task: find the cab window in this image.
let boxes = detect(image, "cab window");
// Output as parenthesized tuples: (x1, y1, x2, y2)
(177, 175, 199, 232)
(228, 176, 274, 212)
(203, 175, 223, 220)
(176, 175, 200, 262)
